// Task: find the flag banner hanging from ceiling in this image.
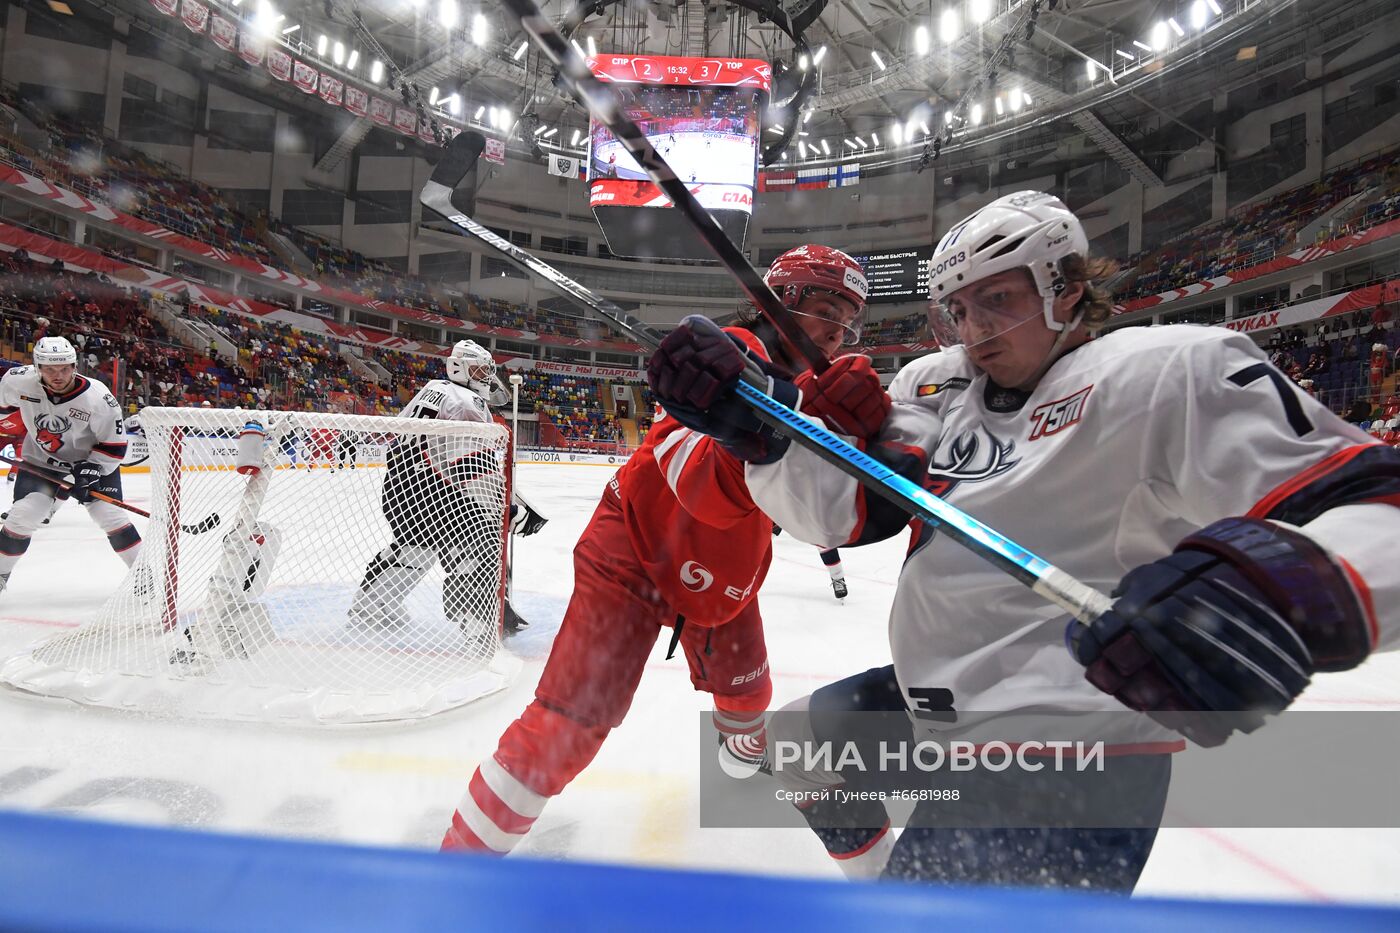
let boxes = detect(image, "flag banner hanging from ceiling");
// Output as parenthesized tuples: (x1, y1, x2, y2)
(179, 0, 208, 34)
(369, 97, 393, 126)
(209, 15, 237, 51)
(547, 155, 581, 178)
(243, 31, 269, 67)
(344, 86, 369, 118)
(293, 61, 319, 94)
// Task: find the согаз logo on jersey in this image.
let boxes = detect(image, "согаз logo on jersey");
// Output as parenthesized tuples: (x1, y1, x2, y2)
(679, 560, 714, 592)
(33, 413, 71, 454)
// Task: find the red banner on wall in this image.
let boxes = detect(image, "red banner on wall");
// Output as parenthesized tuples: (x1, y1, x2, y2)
(209, 14, 237, 51)
(149, 0, 178, 14)
(393, 107, 417, 135)
(239, 31, 265, 66)
(179, 0, 208, 34)
(369, 97, 393, 126)
(292, 61, 319, 94)
(318, 75, 344, 107)
(344, 86, 369, 118)
(266, 47, 291, 80)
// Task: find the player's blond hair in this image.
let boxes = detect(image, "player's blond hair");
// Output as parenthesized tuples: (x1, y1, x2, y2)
(1062, 254, 1119, 331)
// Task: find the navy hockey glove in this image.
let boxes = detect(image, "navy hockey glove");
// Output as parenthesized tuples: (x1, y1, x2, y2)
(646, 314, 799, 464)
(1068, 517, 1373, 747)
(509, 500, 549, 536)
(70, 461, 104, 503)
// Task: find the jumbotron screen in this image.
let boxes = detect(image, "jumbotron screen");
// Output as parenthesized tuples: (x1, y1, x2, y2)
(586, 55, 770, 261)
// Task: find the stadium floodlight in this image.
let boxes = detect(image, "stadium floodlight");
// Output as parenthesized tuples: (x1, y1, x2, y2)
(915, 25, 929, 55)
(891, 123, 903, 144)
(448, 96, 461, 116)
(533, 123, 547, 135)
(1168, 17, 1185, 37)
(430, 86, 440, 105)
(994, 95, 1004, 116)
(472, 13, 487, 46)
(767, 125, 784, 134)
(281, 23, 299, 34)
(571, 39, 586, 58)
(586, 36, 597, 57)
(1117, 48, 1136, 60)
(346, 49, 358, 70)
(798, 140, 809, 158)
(1205, 0, 1222, 13)
(843, 138, 856, 148)
(333, 40, 345, 66)
(970, 102, 983, 125)
(803, 109, 814, 125)
(1151, 21, 1170, 51)
(1023, 92, 1032, 106)
(853, 135, 867, 147)
(1086, 58, 1096, 80)
(571, 128, 581, 145)
(542, 127, 557, 138)
(488, 106, 499, 128)
(514, 40, 528, 60)
(370, 59, 384, 83)
(474, 105, 485, 119)
(799, 53, 809, 70)
(820, 139, 830, 155)
(253, 0, 280, 38)
(871, 51, 886, 71)
(871, 130, 880, 145)
(944, 110, 954, 125)
(1190, 0, 1209, 29)
(1010, 89, 1023, 111)
(814, 46, 827, 65)
(439, 0, 458, 30)
(970, 0, 991, 25)
(317, 34, 328, 55)
(500, 109, 511, 131)
(1133, 40, 1152, 52)
(920, 121, 930, 135)
(939, 8, 960, 44)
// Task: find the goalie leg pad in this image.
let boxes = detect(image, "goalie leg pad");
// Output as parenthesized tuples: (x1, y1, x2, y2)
(349, 542, 435, 631)
(442, 545, 501, 650)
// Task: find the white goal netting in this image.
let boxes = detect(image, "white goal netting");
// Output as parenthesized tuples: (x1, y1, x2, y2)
(0, 407, 520, 723)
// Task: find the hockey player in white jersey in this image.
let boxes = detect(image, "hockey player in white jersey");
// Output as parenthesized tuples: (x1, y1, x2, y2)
(349, 340, 546, 644)
(0, 337, 141, 592)
(648, 191, 1399, 891)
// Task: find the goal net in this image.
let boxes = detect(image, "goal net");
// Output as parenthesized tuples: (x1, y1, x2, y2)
(0, 407, 520, 723)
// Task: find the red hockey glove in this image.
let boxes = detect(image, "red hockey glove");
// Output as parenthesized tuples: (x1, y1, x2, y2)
(794, 354, 890, 440)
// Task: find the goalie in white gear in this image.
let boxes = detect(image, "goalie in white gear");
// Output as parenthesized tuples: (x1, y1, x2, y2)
(0, 337, 141, 594)
(349, 340, 546, 646)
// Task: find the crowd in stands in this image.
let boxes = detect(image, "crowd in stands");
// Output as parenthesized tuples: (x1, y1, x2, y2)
(861, 311, 929, 345)
(1117, 149, 1400, 301)
(529, 374, 621, 446)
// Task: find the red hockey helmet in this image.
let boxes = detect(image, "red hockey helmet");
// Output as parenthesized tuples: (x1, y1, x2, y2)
(764, 245, 869, 346)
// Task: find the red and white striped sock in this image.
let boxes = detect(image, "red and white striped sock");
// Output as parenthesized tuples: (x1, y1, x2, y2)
(441, 754, 549, 856)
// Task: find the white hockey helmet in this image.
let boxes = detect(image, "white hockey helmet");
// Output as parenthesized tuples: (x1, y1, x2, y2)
(33, 336, 77, 367)
(927, 191, 1089, 347)
(446, 339, 495, 388)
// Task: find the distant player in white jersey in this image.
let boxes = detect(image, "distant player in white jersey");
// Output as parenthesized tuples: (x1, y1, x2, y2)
(649, 191, 1399, 891)
(0, 337, 141, 592)
(349, 340, 546, 642)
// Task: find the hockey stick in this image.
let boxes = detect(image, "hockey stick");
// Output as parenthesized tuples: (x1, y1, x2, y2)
(500, 2, 832, 375)
(0, 453, 221, 534)
(420, 139, 1111, 623)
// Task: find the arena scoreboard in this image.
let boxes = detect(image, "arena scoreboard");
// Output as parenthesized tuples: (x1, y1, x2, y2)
(850, 246, 934, 304)
(586, 54, 770, 261)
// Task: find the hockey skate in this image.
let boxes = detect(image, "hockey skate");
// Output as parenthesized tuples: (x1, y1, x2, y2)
(503, 599, 528, 638)
(718, 732, 770, 778)
(832, 577, 848, 601)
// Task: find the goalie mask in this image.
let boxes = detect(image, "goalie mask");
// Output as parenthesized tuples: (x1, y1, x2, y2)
(926, 191, 1089, 350)
(446, 339, 496, 390)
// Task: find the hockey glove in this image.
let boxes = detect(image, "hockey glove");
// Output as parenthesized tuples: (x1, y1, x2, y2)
(1067, 517, 1373, 747)
(647, 314, 799, 464)
(509, 500, 549, 536)
(793, 353, 891, 440)
(70, 461, 104, 504)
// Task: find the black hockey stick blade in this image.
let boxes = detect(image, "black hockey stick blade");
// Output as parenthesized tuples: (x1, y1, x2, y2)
(429, 130, 487, 189)
(179, 513, 222, 535)
(499, 0, 831, 374)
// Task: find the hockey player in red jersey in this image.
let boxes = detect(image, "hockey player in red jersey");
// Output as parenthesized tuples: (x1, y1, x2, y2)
(441, 245, 873, 854)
